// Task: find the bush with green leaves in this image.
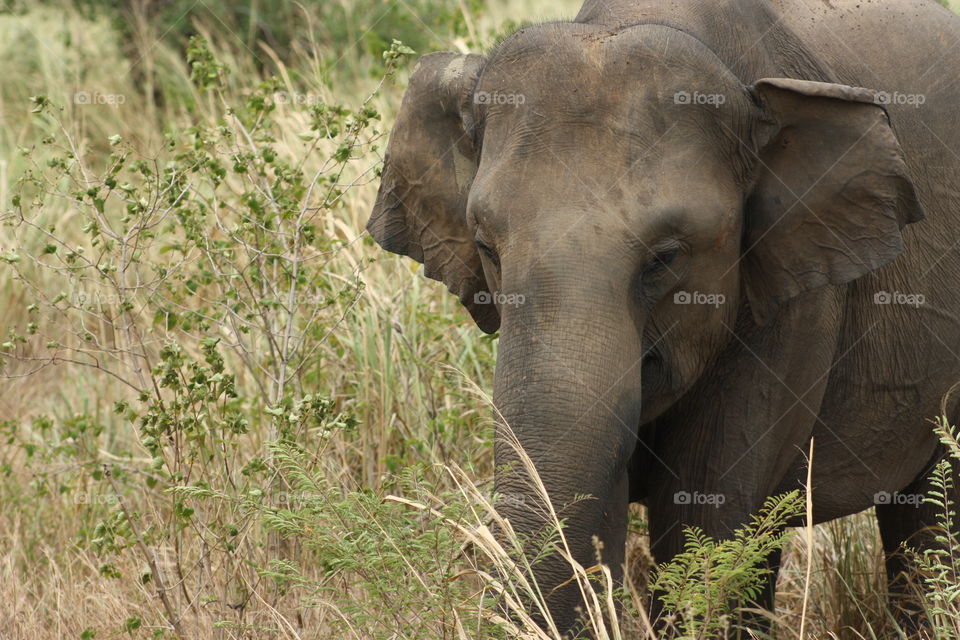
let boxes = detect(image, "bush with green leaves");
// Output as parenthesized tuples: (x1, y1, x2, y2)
(900, 417, 960, 640)
(650, 492, 802, 639)
(0, 36, 412, 637)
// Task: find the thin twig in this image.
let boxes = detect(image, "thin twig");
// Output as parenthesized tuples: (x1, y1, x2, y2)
(798, 438, 815, 640)
(104, 464, 186, 638)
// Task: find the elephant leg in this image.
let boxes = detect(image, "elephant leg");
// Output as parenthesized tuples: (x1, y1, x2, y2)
(716, 545, 782, 640)
(875, 448, 958, 637)
(736, 546, 781, 637)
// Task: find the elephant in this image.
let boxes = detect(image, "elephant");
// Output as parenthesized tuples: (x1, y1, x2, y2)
(367, 0, 960, 635)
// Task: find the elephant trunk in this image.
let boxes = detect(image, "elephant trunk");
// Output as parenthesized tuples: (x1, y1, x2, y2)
(491, 272, 644, 633)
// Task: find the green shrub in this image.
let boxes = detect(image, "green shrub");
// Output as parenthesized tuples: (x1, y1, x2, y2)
(0, 36, 410, 637)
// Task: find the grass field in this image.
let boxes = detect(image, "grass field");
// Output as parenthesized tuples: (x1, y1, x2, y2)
(1, 1, 959, 638)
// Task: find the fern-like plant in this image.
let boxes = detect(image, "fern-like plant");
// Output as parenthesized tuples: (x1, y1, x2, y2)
(652, 491, 804, 639)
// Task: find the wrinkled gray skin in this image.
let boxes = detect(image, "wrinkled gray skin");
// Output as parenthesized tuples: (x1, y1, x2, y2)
(368, 0, 960, 635)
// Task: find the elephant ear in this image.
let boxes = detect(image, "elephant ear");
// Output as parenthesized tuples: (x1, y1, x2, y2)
(367, 52, 499, 333)
(742, 78, 925, 325)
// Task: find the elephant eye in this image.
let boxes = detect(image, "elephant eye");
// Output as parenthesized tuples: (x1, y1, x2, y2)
(476, 240, 500, 269)
(644, 248, 678, 275)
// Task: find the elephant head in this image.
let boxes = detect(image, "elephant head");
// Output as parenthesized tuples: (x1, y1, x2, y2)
(368, 22, 923, 633)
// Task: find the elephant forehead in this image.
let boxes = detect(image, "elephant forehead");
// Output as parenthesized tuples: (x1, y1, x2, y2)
(476, 22, 745, 118)
(475, 48, 748, 168)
